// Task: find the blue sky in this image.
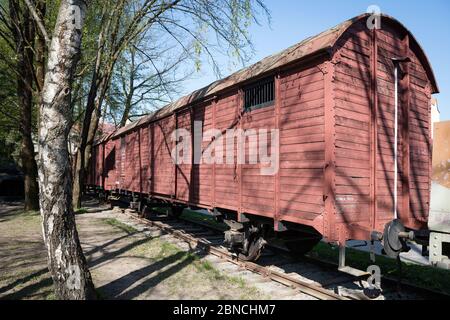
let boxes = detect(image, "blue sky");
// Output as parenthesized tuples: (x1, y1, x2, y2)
(182, 0, 450, 120)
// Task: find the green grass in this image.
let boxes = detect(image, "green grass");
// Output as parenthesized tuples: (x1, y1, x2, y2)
(75, 208, 88, 214)
(102, 218, 138, 234)
(46, 292, 56, 300)
(309, 242, 450, 295)
(21, 210, 40, 216)
(199, 260, 214, 271)
(157, 241, 183, 259)
(195, 259, 224, 280)
(148, 206, 227, 231)
(101, 216, 264, 298)
(179, 210, 228, 231)
(110, 223, 264, 299)
(21, 210, 41, 221)
(228, 276, 247, 289)
(191, 258, 263, 298)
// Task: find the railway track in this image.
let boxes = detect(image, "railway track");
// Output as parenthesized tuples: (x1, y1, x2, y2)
(121, 209, 350, 300)
(169, 210, 450, 300)
(82, 198, 448, 300)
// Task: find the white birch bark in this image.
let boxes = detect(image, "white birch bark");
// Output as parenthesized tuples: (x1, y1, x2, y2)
(38, 0, 96, 300)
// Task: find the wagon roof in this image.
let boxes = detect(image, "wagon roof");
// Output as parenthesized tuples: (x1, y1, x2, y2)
(107, 13, 438, 141)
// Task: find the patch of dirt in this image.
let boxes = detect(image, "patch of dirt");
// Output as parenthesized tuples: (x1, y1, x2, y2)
(0, 202, 53, 300)
(0, 201, 266, 300)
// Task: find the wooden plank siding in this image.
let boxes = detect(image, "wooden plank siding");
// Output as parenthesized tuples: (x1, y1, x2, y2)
(241, 101, 276, 217)
(407, 48, 431, 224)
(278, 63, 326, 224)
(94, 143, 103, 188)
(333, 22, 372, 227)
(86, 15, 436, 243)
(103, 139, 116, 190)
(139, 126, 150, 194)
(151, 116, 175, 197)
(175, 109, 192, 202)
(375, 27, 404, 224)
(112, 138, 122, 189)
(214, 93, 240, 210)
(192, 102, 213, 206)
(121, 130, 140, 192)
(86, 146, 95, 186)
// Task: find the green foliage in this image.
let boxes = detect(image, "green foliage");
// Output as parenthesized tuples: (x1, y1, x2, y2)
(0, 19, 20, 166)
(0, 0, 60, 167)
(75, 207, 88, 214)
(0, 0, 271, 169)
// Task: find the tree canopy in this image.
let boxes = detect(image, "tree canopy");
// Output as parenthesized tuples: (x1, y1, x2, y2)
(0, 0, 270, 299)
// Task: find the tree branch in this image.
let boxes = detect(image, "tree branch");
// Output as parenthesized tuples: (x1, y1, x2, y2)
(23, 0, 50, 46)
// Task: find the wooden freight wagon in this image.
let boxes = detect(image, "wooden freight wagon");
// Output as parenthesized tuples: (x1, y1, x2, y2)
(89, 13, 439, 262)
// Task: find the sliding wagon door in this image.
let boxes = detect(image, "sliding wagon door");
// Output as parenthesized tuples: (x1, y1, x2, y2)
(175, 109, 192, 202)
(103, 139, 116, 191)
(240, 86, 276, 219)
(191, 102, 213, 206)
(278, 63, 326, 227)
(140, 125, 150, 194)
(150, 116, 175, 197)
(122, 130, 140, 192)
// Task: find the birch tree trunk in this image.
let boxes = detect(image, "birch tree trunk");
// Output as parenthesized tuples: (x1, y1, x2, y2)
(38, 0, 96, 299)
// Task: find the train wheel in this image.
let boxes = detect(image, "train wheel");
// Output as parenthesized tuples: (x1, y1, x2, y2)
(382, 219, 409, 258)
(139, 202, 148, 217)
(268, 229, 321, 256)
(284, 238, 321, 255)
(238, 235, 267, 262)
(169, 206, 185, 219)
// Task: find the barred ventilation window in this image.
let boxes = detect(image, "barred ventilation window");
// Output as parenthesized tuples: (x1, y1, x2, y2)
(244, 77, 275, 111)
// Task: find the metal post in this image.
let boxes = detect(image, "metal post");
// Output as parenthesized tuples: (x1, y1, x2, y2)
(339, 245, 346, 269)
(393, 64, 399, 220)
(391, 56, 411, 221)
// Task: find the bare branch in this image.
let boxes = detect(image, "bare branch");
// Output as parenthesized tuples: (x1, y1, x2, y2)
(23, 0, 50, 46)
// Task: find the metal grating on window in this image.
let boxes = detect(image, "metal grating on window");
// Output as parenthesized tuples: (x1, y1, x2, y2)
(244, 77, 275, 111)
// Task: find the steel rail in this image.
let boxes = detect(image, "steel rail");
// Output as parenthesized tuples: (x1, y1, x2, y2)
(123, 211, 351, 301)
(176, 212, 450, 299)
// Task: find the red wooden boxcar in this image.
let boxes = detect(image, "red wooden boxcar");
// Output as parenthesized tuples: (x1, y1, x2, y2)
(88, 14, 439, 260)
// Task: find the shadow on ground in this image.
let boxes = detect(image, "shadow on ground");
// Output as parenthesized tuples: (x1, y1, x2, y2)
(0, 205, 186, 299)
(1, 201, 262, 300)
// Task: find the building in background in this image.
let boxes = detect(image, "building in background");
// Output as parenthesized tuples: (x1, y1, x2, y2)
(431, 98, 440, 138)
(432, 119, 450, 188)
(429, 118, 450, 248)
